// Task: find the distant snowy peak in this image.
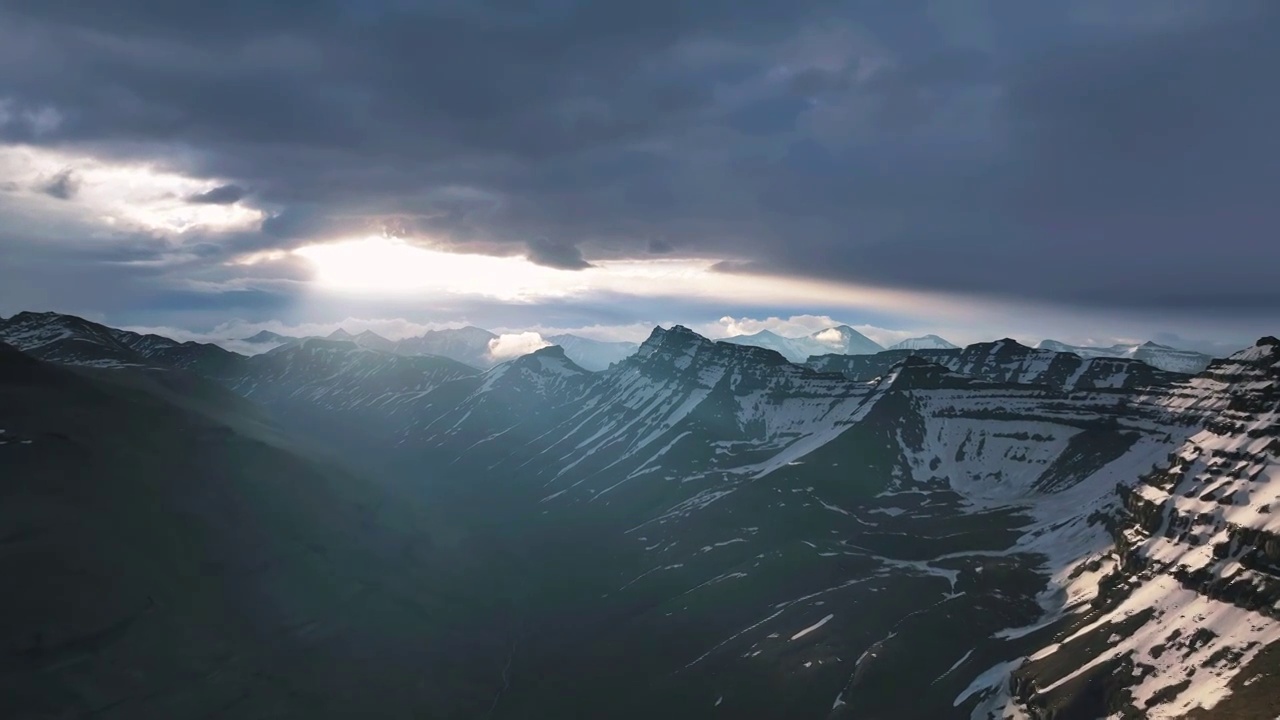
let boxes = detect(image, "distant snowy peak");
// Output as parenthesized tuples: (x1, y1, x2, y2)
(887, 334, 959, 351)
(242, 330, 296, 344)
(352, 329, 397, 353)
(1037, 338, 1214, 374)
(805, 325, 884, 355)
(545, 334, 639, 371)
(719, 325, 883, 362)
(715, 328, 792, 357)
(392, 326, 497, 369)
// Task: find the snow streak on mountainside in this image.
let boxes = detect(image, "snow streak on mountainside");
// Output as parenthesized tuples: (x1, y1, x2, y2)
(242, 330, 297, 344)
(401, 329, 1279, 718)
(969, 336, 1280, 719)
(1038, 338, 1215, 375)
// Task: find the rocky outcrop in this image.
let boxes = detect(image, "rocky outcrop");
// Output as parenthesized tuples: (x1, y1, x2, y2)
(980, 338, 1280, 718)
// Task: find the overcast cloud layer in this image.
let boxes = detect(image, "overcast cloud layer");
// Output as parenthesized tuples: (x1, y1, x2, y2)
(0, 0, 1276, 349)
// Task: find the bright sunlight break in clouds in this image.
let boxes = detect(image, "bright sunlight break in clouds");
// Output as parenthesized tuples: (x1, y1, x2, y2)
(2, 1, 1276, 353)
(289, 236, 971, 316)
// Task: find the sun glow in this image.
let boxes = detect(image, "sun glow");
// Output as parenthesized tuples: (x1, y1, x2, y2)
(292, 237, 717, 301)
(290, 236, 974, 319)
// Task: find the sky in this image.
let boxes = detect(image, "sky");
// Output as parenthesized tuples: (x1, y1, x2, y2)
(0, 0, 1276, 355)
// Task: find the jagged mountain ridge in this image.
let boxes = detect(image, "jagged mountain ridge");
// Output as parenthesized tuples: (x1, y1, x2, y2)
(4, 310, 1279, 717)
(242, 329, 297, 344)
(809, 338, 1190, 392)
(379, 325, 1239, 717)
(227, 337, 481, 447)
(0, 310, 242, 374)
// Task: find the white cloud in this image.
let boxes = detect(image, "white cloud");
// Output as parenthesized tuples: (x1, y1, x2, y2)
(0, 144, 264, 234)
(711, 314, 836, 338)
(288, 237, 990, 329)
(707, 314, 914, 345)
(487, 332, 551, 360)
(490, 321, 659, 344)
(811, 327, 848, 347)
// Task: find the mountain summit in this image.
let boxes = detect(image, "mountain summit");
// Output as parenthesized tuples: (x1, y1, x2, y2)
(887, 334, 959, 350)
(720, 324, 883, 361)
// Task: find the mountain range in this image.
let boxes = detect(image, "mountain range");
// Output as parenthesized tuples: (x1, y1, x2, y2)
(1037, 338, 1214, 374)
(718, 325, 885, 361)
(2, 309, 1277, 718)
(236, 325, 640, 371)
(229, 322, 1213, 377)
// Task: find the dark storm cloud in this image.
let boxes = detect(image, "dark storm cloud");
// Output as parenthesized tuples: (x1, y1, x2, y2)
(526, 237, 593, 270)
(37, 169, 79, 199)
(647, 238, 674, 254)
(187, 184, 246, 205)
(1, 0, 1278, 320)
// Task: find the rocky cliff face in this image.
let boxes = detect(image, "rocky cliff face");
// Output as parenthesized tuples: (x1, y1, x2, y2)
(967, 338, 1280, 718)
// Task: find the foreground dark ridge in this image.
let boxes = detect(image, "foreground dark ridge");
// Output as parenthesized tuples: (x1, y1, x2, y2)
(1, 312, 1277, 719)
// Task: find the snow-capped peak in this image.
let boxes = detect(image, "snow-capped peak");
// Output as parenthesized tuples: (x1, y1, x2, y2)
(242, 330, 294, 344)
(638, 325, 713, 356)
(718, 325, 883, 361)
(887, 334, 959, 351)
